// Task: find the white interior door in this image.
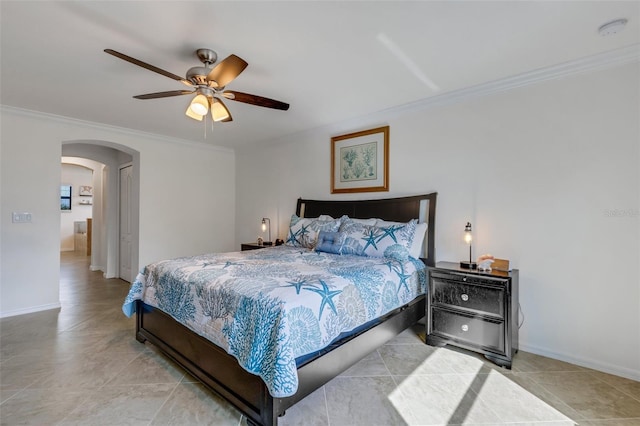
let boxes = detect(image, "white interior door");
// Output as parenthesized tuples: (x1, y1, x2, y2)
(119, 165, 133, 281)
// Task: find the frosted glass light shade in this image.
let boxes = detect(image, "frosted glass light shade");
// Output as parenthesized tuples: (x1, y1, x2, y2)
(189, 94, 209, 116)
(185, 106, 204, 121)
(211, 99, 231, 122)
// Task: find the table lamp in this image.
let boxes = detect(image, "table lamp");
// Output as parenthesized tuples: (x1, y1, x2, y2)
(460, 222, 477, 269)
(261, 218, 273, 246)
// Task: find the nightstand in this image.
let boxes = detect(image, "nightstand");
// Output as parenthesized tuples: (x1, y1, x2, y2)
(241, 243, 270, 251)
(426, 261, 519, 368)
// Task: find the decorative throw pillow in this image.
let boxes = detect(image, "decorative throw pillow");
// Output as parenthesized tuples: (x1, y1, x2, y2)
(338, 217, 376, 256)
(315, 231, 345, 254)
(339, 217, 417, 258)
(285, 215, 341, 248)
(375, 219, 426, 259)
(362, 219, 417, 258)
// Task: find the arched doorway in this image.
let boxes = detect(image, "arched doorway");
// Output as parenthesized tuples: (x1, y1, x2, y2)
(61, 140, 140, 282)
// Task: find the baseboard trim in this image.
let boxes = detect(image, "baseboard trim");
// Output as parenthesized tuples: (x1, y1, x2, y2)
(90, 265, 102, 272)
(0, 302, 62, 318)
(519, 342, 640, 382)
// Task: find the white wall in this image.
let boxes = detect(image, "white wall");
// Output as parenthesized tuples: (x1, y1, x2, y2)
(235, 63, 640, 380)
(60, 161, 95, 252)
(0, 108, 236, 317)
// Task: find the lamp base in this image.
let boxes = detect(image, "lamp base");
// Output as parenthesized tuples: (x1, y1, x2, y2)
(460, 261, 477, 270)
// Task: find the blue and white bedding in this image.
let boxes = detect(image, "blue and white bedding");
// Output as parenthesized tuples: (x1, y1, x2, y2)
(122, 245, 426, 397)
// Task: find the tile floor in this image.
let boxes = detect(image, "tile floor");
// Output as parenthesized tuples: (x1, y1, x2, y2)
(1, 251, 639, 425)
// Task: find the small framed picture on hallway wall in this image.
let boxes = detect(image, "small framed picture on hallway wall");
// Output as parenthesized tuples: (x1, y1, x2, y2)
(79, 186, 93, 196)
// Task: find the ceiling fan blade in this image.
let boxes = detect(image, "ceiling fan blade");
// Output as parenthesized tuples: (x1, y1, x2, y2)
(105, 49, 192, 87)
(208, 96, 233, 122)
(206, 54, 248, 88)
(133, 90, 194, 100)
(223, 90, 289, 111)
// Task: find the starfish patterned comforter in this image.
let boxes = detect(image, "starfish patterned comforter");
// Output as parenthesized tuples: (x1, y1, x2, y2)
(122, 245, 427, 397)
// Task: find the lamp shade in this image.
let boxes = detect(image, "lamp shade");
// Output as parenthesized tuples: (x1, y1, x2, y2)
(189, 94, 209, 116)
(261, 217, 272, 245)
(464, 222, 473, 244)
(460, 222, 477, 269)
(211, 98, 231, 122)
(185, 105, 204, 121)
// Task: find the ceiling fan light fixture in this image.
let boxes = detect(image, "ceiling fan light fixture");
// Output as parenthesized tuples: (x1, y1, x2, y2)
(189, 94, 209, 116)
(211, 99, 231, 122)
(185, 106, 204, 121)
(105, 48, 288, 126)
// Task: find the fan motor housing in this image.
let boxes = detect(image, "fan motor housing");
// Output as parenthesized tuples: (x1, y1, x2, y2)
(186, 66, 209, 85)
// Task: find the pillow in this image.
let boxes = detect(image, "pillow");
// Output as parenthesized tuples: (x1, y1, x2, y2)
(286, 215, 341, 248)
(362, 219, 417, 258)
(375, 219, 427, 259)
(315, 231, 345, 254)
(339, 216, 377, 229)
(338, 217, 376, 256)
(339, 217, 417, 258)
(411, 222, 428, 259)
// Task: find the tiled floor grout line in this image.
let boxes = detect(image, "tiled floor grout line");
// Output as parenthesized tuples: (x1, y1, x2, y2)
(520, 370, 636, 423)
(323, 384, 331, 426)
(584, 370, 640, 404)
(147, 380, 183, 425)
(54, 382, 101, 425)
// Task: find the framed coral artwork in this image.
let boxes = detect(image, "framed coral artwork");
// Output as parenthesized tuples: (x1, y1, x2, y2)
(330, 125, 389, 194)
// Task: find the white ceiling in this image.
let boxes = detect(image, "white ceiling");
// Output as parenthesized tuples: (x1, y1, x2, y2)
(1, 1, 638, 149)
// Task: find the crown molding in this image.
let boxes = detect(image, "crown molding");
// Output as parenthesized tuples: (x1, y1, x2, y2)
(248, 44, 640, 151)
(379, 44, 640, 118)
(0, 105, 234, 153)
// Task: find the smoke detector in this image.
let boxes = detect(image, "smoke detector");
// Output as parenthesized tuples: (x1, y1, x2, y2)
(598, 18, 628, 36)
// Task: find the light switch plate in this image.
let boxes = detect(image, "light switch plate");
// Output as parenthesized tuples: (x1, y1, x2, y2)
(12, 212, 32, 223)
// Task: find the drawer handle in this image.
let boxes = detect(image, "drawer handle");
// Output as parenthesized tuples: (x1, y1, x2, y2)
(462, 277, 467, 282)
(461, 324, 469, 332)
(461, 294, 469, 302)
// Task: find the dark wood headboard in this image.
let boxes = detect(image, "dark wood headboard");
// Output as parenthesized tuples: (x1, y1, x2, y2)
(296, 193, 437, 266)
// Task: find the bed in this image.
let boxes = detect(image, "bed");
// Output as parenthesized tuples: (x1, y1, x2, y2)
(124, 193, 437, 426)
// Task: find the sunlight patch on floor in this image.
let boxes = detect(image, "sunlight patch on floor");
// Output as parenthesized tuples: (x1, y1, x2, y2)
(388, 347, 575, 425)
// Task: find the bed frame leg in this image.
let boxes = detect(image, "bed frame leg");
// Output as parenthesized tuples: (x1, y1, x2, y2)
(245, 417, 261, 426)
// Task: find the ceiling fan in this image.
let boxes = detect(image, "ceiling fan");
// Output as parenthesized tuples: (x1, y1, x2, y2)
(104, 48, 289, 123)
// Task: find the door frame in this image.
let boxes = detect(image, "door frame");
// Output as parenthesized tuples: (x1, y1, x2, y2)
(61, 141, 139, 282)
(118, 162, 134, 281)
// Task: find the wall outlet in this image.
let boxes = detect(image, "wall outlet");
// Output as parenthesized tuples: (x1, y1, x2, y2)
(12, 212, 32, 223)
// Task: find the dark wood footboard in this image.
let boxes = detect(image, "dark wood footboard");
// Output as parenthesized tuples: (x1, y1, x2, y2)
(136, 294, 425, 426)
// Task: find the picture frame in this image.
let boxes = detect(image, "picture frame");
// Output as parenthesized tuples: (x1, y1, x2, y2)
(331, 125, 389, 193)
(79, 185, 93, 196)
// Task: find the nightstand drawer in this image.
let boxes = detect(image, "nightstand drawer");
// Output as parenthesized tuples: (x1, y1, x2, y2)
(432, 308, 505, 353)
(431, 276, 505, 318)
